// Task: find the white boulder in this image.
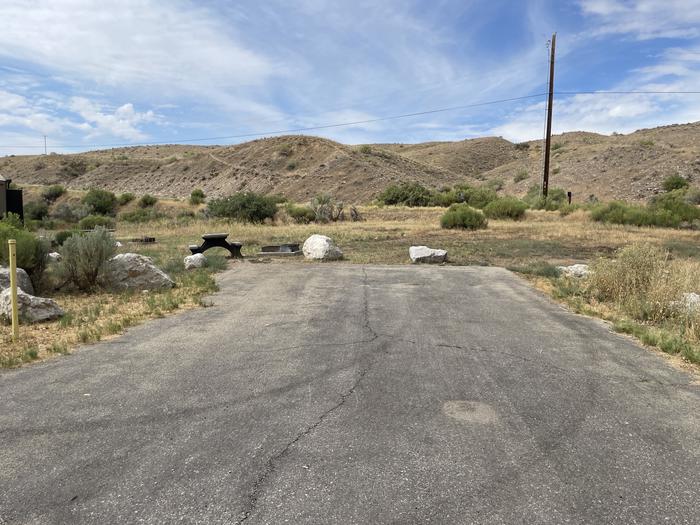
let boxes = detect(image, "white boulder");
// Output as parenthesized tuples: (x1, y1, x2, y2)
(47, 252, 62, 263)
(673, 292, 700, 315)
(184, 253, 207, 270)
(0, 288, 64, 323)
(302, 235, 343, 261)
(0, 267, 34, 295)
(557, 264, 591, 278)
(107, 253, 175, 290)
(409, 246, 447, 264)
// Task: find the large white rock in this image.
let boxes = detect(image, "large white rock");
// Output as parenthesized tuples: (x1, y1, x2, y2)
(302, 235, 343, 261)
(409, 246, 447, 264)
(184, 253, 207, 270)
(107, 253, 175, 290)
(47, 252, 62, 263)
(0, 288, 64, 323)
(0, 266, 34, 294)
(557, 264, 591, 278)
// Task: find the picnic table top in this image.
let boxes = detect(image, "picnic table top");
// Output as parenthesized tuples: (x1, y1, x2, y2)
(201, 233, 229, 240)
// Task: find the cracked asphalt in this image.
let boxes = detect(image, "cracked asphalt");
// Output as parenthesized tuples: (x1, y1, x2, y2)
(1, 264, 699, 524)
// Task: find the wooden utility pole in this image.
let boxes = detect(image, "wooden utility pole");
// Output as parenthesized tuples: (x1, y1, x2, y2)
(542, 32, 556, 199)
(43, 135, 47, 155)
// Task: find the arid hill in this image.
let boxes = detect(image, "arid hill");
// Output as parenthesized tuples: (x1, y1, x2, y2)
(2, 121, 699, 203)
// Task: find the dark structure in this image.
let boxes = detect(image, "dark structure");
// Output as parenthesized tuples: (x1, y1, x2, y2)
(0, 175, 24, 221)
(258, 243, 302, 257)
(189, 233, 243, 258)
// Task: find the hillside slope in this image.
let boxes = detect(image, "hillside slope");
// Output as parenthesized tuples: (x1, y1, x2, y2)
(2, 122, 699, 203)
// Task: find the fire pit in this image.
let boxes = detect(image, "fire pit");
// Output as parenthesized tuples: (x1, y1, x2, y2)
(258, 243, 302, 256)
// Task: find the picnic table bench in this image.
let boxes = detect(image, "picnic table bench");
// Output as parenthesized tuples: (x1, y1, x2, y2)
(189, 233, 243, 258)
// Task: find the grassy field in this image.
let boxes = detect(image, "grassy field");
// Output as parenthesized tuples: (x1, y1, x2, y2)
(3, 197, 700, 369)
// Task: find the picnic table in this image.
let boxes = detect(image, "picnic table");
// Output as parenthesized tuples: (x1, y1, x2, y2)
(189, 233, 243, 258)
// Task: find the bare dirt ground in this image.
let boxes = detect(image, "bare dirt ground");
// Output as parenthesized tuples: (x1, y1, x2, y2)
(3, 121, 700, 203)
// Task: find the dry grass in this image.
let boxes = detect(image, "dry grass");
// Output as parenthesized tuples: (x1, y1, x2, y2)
(3, 203, 700, 368)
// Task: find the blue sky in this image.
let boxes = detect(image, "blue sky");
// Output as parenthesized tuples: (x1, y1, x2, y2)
(1, 0, 700, 155)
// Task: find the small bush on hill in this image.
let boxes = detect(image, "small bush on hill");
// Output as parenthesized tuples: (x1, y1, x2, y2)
(0, 216, 49, 290)
(483, 197, 527, 220)
(82, 189, 117, 216)
(24, 200, 49, 221)
(189, 188, 206, 205)
(684, 187, 700, 205)
(359, 145, 372, 154)
(514, 170, 529, 182)
(119, 209, 164, 223)
(59, 158, 88, 178)
(138, 194, 158, 208)
(286, 203, 316, 224)
(52, 203, 89, 223)
(54, 230, 79, 246)
(207, 192, 278, 223)
(117, 192, 135, 205)
(41, 184, 65, 203)
(378, 182, 434, 207)
(79, 214, 115, 230)
(662, 174, 689, 192)
(58, 228, 116, 291)
(440, 204, 487, 230)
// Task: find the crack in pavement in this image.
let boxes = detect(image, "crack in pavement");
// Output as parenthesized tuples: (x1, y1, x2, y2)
(236, 267, 382, 524)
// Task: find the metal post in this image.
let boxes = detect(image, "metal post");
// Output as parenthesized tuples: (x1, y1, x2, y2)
(8, 239, 19, 342)
(542, 32, 556, 199)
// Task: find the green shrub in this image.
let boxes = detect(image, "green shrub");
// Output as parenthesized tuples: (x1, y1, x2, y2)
(310, 194, 345, 222)
(138, 194, 158, 208)
(119, 208, 164, 223)
(592, 192, 700, 228)
(57, 228, 116, 291)
(286, 203, 316, 224)
(51, 203, 87, 223)
(286, 161, 298, 171)
(117, 192, 135, 205)
(0, 218, 49, 289)
(41, 184, 65, 203)
(662, 174, 689, 192)
(79, 214, 115, 230)
(486, 178, 504, 192)
(24, 200, 49, 220)
(378, 182, 434, 207)
(523, 185, 568, 210)
(359, 145, 372, 154)
(483, 197, 527, 220)
(207, 192, 278, 223)
(82, 188, 117, 216)
(54, 230, 79, 246)
(463, 186, 498, 209)
(440, 204, 487, 230)
(189, 188, 206, 205)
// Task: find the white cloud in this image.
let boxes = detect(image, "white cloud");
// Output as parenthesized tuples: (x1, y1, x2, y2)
(68, 98, 157, 140)
(0, 1, 274, 91)
(579, 0, 700, 39)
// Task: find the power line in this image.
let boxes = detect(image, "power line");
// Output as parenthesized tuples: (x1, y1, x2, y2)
(3, 93, 548, 149)
(3, 89, 700, 151)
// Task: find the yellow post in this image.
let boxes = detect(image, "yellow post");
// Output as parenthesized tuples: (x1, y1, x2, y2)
(8, 239, 19, 342)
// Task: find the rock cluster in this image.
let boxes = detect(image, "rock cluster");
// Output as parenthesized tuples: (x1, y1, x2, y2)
(107, 253, 175, 290)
